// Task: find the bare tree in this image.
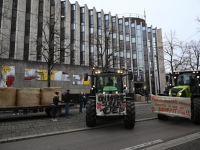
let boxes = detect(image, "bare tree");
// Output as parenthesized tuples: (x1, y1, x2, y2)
(31, 14, 70, 87)
(163, 31, 187, 73)
(197, 16, 200, 24)
(89, 22, 123, 72)
(185, 40, 200, 70)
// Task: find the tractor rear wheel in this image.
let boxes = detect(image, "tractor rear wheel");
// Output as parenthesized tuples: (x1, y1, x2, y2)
(124, 100, 135, 129)
(86, 99, 96, 127)
(157, 114, 168, 120)
(192, 98, 200, 124)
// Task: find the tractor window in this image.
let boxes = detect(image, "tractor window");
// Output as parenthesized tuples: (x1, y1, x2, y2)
(177, 73, 197, 86)
(177, 75, 185, 85)
(97, 74, 122, 92)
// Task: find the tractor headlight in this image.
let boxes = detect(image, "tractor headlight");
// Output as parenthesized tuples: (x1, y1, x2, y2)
(115, 91, 118, 94)
(178, 92, 182, 96)
(103, 92, 105, 94)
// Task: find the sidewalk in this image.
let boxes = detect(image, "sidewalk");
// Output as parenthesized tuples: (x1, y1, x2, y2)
(0, 102, 155, 143)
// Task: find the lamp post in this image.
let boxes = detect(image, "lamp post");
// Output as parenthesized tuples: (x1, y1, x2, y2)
(122, 66, 128, 86)
(91, 66, 95, 87)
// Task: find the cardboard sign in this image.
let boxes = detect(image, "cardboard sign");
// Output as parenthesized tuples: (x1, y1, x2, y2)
(96, 94, 126, 116)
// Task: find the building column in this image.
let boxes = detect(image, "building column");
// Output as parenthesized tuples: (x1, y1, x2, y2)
(15, 0, 26, 60)
(84, 4, 89, 66)
(55, 0, 61, 62)
(42, 0, 50, 62)
(75, 1, 80, 65)
(115, 15, 120, 69)
(65, 0, 71, 64)
(93, 7, 97, 66)
(29, 0, 38, 61)
(157, 28, 165, 93)
(0, 0, 13, 59)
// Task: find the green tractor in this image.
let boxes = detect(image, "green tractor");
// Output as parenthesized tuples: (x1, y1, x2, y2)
(84, 69, 135, 129)
(152, 70, 200, 124)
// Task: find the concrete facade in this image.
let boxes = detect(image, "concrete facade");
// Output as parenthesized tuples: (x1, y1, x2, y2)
(0, 0, 166, 95)
(0, 59, 91, 94)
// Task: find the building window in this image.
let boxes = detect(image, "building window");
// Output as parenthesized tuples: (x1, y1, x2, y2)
(24, 0, 31, 60)
(71, 4, 75, 10)
(9, 0, 18, 59)
(89, 10, 93, 15)
(105, 14, 108, 20)
(81, 7, 84, 13)
(97, 12, 101, 18)
(119, 19, 122, 24)
(37, 0, 43, 61)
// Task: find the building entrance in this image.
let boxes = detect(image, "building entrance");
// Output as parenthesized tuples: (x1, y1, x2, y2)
(134, 83, 145, 96)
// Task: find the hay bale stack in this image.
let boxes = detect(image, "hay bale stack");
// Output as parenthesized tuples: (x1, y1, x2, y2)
(41, 87, 62, 105)
(16, 88, 40, 106)
(0, 87, 16, 108)
(134, 94, 141, 102)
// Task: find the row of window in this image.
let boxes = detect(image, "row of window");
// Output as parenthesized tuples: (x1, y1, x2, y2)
(2, 1, 158, 71)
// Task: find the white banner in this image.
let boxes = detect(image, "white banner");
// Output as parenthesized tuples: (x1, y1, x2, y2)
(151, 95, 191, 119)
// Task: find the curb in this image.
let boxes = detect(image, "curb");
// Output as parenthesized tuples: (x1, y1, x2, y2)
(0, 117, 157, 143)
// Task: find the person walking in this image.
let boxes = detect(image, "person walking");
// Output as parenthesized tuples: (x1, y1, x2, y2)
(63, 89, 70, 118)
(52, 91, 61, 122)
(79, 91, 84, 113)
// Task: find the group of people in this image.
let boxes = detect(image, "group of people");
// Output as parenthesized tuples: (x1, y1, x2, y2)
(52, 89, 70, 122)
(52, 90, 88, 122)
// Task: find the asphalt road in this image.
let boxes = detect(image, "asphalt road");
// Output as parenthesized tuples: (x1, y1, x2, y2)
(0, 117, 200, 150)
(0, 103, 156, 141)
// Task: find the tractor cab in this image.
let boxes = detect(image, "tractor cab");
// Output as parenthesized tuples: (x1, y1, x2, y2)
(170, 71, 200, 97)
(96, 73, 123, 94)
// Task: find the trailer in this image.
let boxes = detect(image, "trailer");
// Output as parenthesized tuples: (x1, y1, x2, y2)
(0, 87, 74, 117)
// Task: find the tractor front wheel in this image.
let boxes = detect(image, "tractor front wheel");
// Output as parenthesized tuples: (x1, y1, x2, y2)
(191, 98, 200, 124)
(124, 100, 135, 129)
(86, 99, 96, 127)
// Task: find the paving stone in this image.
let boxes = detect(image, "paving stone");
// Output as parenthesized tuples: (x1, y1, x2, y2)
(0, 103, 155, 141)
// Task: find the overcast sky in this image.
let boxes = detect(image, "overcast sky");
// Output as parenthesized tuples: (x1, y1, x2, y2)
(69, 0, 200, 42)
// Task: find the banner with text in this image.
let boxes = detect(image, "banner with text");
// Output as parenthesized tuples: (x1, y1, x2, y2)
(151, 95, 191, 119)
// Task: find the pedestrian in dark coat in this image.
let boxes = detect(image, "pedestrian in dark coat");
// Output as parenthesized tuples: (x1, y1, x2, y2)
(52, 91, 61, 121)
(63, 89, 70, 118)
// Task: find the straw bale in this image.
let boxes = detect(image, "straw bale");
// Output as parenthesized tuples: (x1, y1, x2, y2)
(16, 88, 41, 106)
(0, 87, 16, 108)
(41, 87, 62, 105)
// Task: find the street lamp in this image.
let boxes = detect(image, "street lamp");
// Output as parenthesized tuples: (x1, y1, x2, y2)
(122, 66, 128, 86)
(92, 66, 95, 74)
(91, 66, 95, 86)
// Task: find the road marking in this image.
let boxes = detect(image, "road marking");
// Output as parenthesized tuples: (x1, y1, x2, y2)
(121, 139, 163, 150)
(142, 132, 200, 150)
